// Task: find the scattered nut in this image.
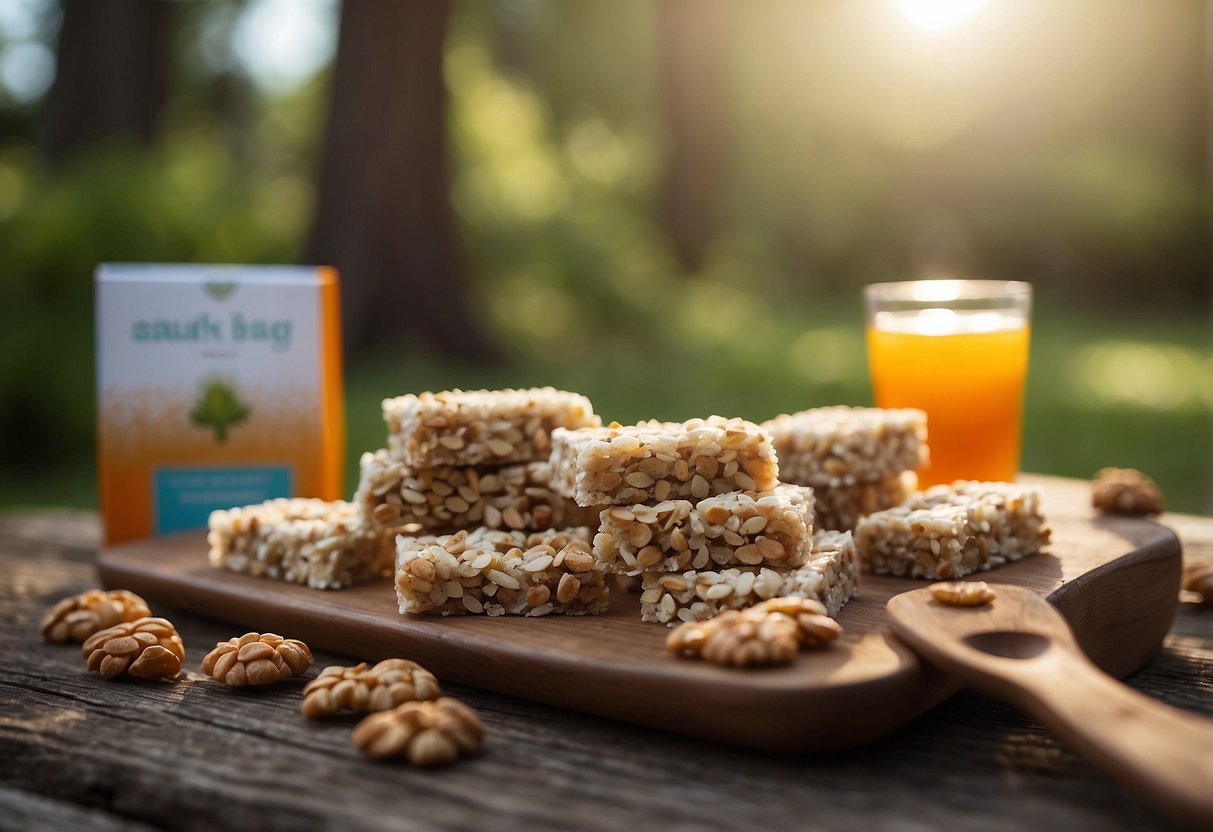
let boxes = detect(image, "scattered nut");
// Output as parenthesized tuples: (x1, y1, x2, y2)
(352, 697, 484, 766)
(81, 617, 185, 680)
(929, 581, 997, 607)
(41, 589, 151, 644)
(1181, 561, 1213, 607)
(301, 659, 441, 718)
(1092, 468, 1165, 516)
(666, 596, 842, 668)
(201, 632, 313, 687)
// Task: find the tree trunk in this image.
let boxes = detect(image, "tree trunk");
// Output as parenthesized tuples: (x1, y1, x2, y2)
(306, 0, 496, 359)
(40, 0, 172, 164)
(658, 0, 729, 273)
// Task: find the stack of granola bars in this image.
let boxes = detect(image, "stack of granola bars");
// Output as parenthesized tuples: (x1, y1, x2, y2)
(369, 389, 620, 616)
(208, 388, 603, 603)
(547, 417, 860, 626)
(763, 406, 927, 531)
(208, 388, 1048, 624)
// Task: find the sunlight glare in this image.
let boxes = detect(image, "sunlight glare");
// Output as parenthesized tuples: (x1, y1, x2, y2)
(895, 0, 991, 31)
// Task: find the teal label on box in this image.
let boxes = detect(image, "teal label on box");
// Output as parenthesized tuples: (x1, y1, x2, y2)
(154, 466, 292, 534)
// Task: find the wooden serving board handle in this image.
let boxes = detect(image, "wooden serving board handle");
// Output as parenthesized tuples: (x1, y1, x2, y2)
(887, 586, 1213, 829)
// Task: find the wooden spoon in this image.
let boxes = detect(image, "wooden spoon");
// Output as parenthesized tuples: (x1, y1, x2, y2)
(886, 584, 1213, 829)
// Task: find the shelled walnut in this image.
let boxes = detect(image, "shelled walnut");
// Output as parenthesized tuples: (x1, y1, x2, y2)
(81, 617, 185, 680)
(301, 659, 441, 718)
(352, 697, 484, 766)
(201, 632, 313, 687)
(1092, 468, 1165, 516)
(929, 581, 997, 607)
(41, 589, 151, 643)
(666, 596, 842, 669)
(1182, 562, 1213, 607)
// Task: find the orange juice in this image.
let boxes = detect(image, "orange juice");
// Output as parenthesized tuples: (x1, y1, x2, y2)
(867, 310, 1029, 486)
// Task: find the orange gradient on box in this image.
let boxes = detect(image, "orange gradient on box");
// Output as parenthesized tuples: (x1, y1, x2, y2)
(865, 280, 1031, 487)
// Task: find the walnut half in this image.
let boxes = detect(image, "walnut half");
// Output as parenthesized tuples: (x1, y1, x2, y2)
(42, 589, 151, 644)
(1092, 467, 1165, 516)
(352, 697, 484, 766)
(929, 580, 997, 606)
(301, 659, 441, 719)
(81, 617, 185, 680)
(666, 596, 842, 669)
(201, 632, 313, 687)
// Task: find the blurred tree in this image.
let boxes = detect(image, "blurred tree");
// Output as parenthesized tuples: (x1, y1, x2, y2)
(307, 0, 496, 359)
(40, 0, 172, 163)
(659, 0, 728, 273)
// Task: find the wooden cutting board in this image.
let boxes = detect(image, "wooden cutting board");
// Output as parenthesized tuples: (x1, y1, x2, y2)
(96, 475, 1181, 753)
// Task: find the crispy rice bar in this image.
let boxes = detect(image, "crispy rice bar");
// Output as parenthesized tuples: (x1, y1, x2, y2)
(763, 406, 927, 488)
(394, 527, 607, 616)
(640, 530, 859, 625)
(208, 499, 397, 590)
(383, 388, 599, 467)
(814, 471, 918, 532)
(549, 417, 779, 507)
(593, 485, 815, 575)
(354, 450, 598, 533)
(854, 481, 1050, 579)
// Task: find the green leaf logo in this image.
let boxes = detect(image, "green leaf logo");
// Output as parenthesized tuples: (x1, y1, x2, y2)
(204, 281, 238, 302)
(190, 378, 250, 442)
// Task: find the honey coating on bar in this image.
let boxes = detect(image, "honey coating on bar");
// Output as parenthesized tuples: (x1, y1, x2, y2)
(641, 530, 859, 626)
(550, 416, 779, 507)
(855, 481, 1050, 579)
(763, 406, 927, 488)
(593, 484, 815, 576)
(383, 387, 600, 467)
(354, 450, 598, 533)
(395, 527, 607, 616)
(208, 498, 398, 590)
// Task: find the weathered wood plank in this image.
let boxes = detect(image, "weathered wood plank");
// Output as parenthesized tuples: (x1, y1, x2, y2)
(2, 502, 1211, 831)
(0, 786, 158, 832)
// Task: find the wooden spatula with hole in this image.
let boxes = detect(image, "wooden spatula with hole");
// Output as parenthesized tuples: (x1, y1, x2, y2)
(885, 584, 1213, 829)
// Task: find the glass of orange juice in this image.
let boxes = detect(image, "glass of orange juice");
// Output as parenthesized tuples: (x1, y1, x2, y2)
(864, 279, 1032, 486)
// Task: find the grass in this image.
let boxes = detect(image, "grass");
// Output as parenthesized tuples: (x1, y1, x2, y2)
(6, 301, 1211, 515)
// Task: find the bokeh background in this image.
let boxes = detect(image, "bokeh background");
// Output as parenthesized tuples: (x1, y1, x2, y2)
(0, 0, 1210, 511)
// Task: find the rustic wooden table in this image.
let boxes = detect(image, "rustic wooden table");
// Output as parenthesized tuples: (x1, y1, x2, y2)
(3, 485, 1211, 832)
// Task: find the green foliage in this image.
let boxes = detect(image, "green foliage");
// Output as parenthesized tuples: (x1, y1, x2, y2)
(0, 1, 1209, 514)
(189, 378, 249, 443)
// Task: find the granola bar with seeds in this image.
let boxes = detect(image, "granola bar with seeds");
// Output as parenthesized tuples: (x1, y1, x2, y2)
(813, 471, 918, 532)
(763, 406, 928, 488)
(208, 498, 398, 590)
(855, 481, 1050, 579)
(354, 450, 598, 533)
(639, 529, 859, 625)
(549, 416, 779, 507)
(594, 484, 815, 576)
(383, 387, 599, 467)
(394, 527, 607, 616)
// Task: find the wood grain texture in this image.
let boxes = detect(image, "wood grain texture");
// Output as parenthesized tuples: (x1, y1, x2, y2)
(95, 476, 1180, 752)
(2, 477, 1212, 832)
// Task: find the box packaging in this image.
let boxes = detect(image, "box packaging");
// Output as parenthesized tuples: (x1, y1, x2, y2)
(96, 264, 345, 544)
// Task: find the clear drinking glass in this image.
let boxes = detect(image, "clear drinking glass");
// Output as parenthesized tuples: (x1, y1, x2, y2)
(864, 280, 1032, 486)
